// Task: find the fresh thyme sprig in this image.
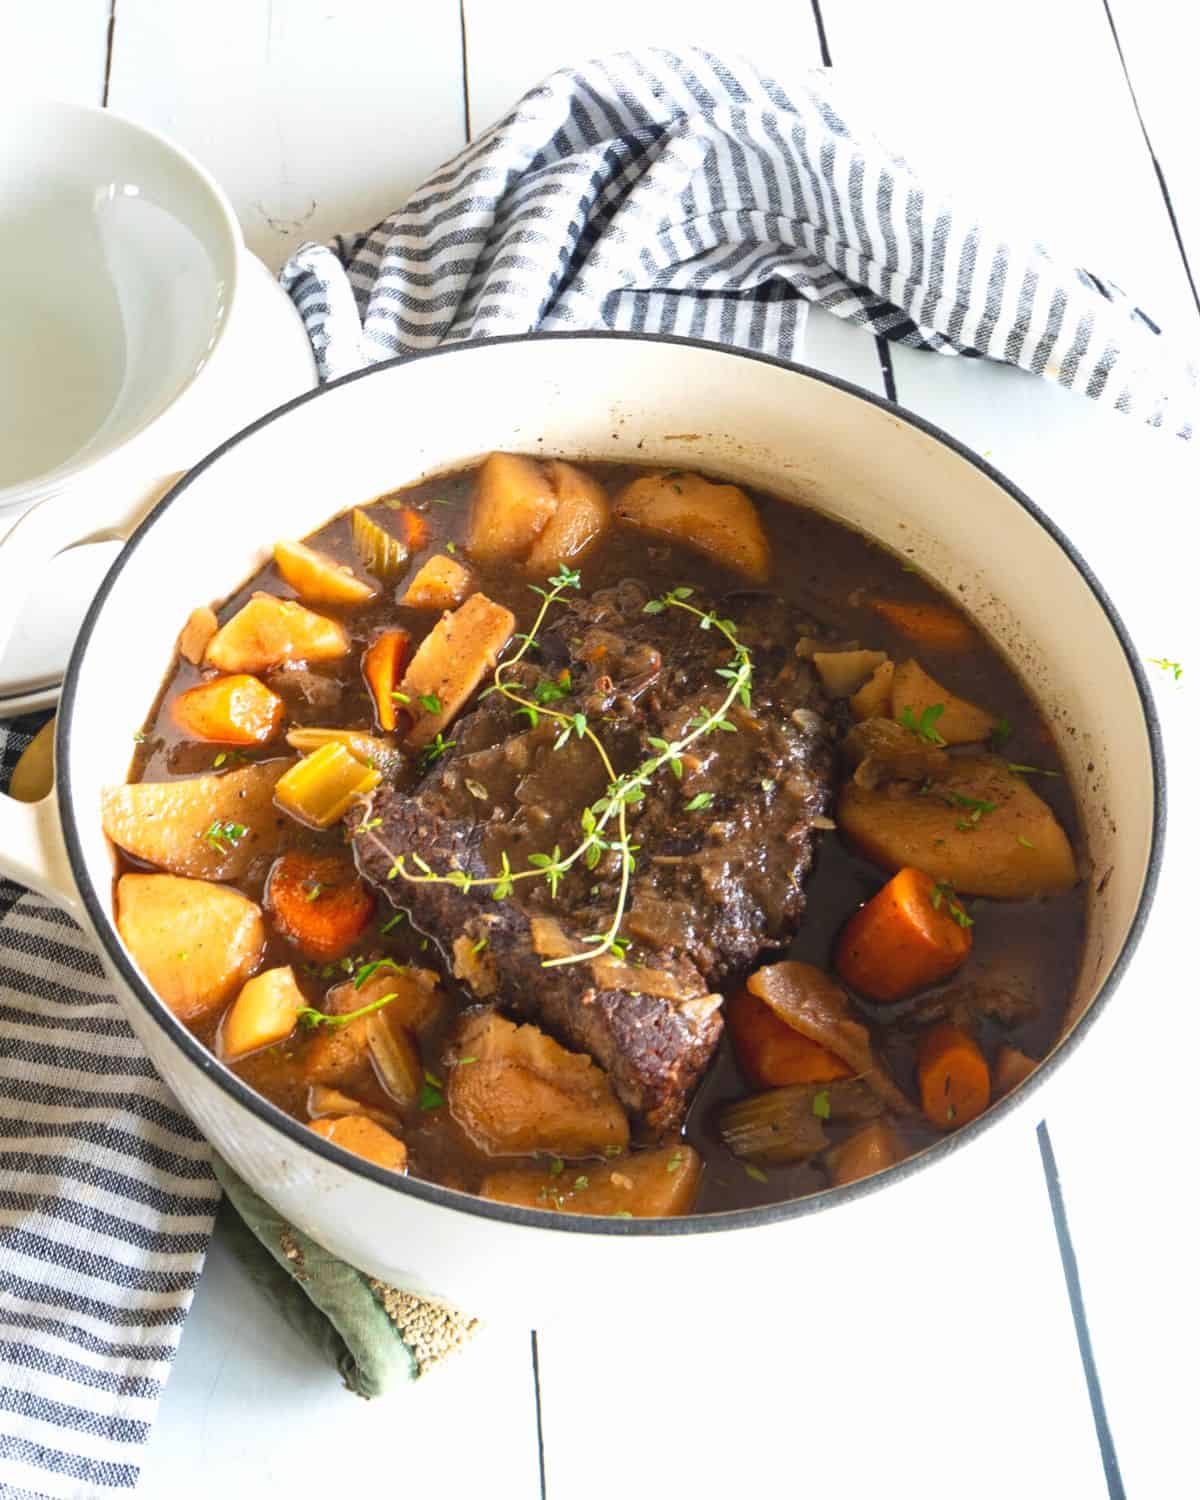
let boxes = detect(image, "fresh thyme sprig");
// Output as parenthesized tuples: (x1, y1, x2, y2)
(361, 577, 754, 969)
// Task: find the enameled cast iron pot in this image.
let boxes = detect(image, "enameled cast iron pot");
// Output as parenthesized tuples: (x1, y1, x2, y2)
(0, 335, 1164, 1321)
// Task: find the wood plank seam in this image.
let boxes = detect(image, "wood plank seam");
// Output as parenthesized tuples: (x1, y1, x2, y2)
(1037, 1123, 1127, 1499)
(1099, 0, 1200, 318)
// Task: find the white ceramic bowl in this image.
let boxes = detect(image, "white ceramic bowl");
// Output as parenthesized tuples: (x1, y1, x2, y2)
(0, 335, 1164, 1322)
(0, 96, 241, 515)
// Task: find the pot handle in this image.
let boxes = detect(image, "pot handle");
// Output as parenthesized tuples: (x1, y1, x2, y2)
(0, 471, 184, 911)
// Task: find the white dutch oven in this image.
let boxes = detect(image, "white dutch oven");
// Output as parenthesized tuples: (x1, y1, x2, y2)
(0, 335, 1164, 1321)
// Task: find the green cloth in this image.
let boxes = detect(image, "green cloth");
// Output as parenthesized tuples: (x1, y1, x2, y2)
(213, 1158, 477, 1397)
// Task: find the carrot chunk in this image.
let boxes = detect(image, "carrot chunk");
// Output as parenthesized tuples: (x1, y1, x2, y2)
(265, 851, 375, 959)
(726, 987, 852, 1088)
(834, 866, 972, 1002)
(394, 506, 430, 554)
(917, 1022, 990, 1128)
(869, 598, 974, 652)
(172, 674, 284, 745)
(362, 629, 411, 733)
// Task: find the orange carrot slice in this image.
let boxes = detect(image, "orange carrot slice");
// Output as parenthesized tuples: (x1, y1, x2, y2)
(726, 987, 852, 1088)
(917, 1022, 990, 1129)
(362, 629, 411, 733)
(869, 598, 974, 652)
(834, 866, 972, 1002)
(266, 850, 375, 959)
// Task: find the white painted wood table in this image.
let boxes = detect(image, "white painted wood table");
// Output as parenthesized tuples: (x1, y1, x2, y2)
(7, 3, 1197, 1496)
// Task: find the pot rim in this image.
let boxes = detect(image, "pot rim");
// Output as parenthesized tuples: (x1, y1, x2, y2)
(56, 330, 1167, 1239)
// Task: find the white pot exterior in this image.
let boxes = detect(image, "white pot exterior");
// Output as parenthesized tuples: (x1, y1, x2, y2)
(46, 335, 1160, 1320)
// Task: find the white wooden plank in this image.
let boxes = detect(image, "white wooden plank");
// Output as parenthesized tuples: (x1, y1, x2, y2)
(463, 0, 823, 138)
(536, 1130, 1107, 1500)
(142, 1218, 543, 1498)
(819, 0, 1199, 338)
(819, 2, 1199, 1490)
(1, 0, 111, 104)
(1107, 0, 1200, 292)
(106, 0, 467, 267)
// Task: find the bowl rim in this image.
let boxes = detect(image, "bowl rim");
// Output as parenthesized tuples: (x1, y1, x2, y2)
(0, 96, 244, 513)
(57, 330, 1167, 1239)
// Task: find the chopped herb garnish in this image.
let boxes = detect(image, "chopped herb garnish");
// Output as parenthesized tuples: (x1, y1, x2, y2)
(304, 882, 323, 903)
(418, 692, 442, 715)
(204, 820, 247, 853)
(931, 880, 974, 928)
(470, 935, 489, 954)
(391, 689, 411, 704)
(604, 1144, 622, 1157)
(898, 702, 947, 746)
(1017, 835, 1035, 850)
(353, 956, 406, 990)
(132, 730, 146, 743)
(212, 751, 226, 767)
(454, 1055, 478, 1067)
(548, 1157, 564, 1177)
(574, 1175, 589, 1191)
(760, 778, 775, 793)
(744, 1163, 769, 1183)
(417, 733, 456, 772)
(1007, 762, 1060, 778)
(419, 1081, 445, 1110)
(354, 816, 382, 834)
(684, 792, 714, 812)
(665, 1149, 684, 1175)
(445, 541, 458, 554)
(811, 1089, 832, 1120)
(610, 1210, 634, 1218)
(989, 716, 1012, 749)
(1146, 657, 1183, 681)
(297, 990, 398, 1030)
(380, 910, 406, 935)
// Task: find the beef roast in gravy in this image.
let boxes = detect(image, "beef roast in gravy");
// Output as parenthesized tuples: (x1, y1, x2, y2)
(352, 581, 835, 1134)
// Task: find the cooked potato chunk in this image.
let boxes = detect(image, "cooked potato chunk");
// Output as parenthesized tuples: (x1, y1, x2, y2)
(220, 966, 305, 1060)
(9, 717, 55, 802)
(993, 1044, 1039, 1097)
(306, 1084, 400, 1130)
(172, 674, 285, 745)
(205, 593, 349, 674)
(892, 658, 997, 745)
(838, 754, 1078, 899)
(447, 1010, 629, 1157)
(309, 1115, 408, 1173)
(116, 874, 264, 1024)
(273, 538, 377, 607)
(849, 658, 894, 721)
(399, 592, 516, 750)
(101, 761, 291, 880)
(614, 471, 769, 583)
(826, 1120, 905, 1187)
(466, 452, 558, 564)
(300, 1017, 372, 1090)
(401, 553, 473, 609)
(525, 461, 610, 574)
(812, 649, 888, 698)
(178, 606, 219, 665)
(325, 966, 445, 1033)
(481, 1144, 701, 1217)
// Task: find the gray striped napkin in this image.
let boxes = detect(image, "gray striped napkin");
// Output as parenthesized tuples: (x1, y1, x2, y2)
(282, 47, 1197, 436)
(2, 42, 1194, 1500)
(0, 714, 218, 1500)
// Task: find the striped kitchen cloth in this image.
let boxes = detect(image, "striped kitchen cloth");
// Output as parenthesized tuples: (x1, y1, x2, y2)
(282, 46, 1197, 437)
(0, 714, 219, 1500)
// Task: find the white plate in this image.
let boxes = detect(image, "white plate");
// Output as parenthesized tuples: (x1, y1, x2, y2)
(0, 254, 318, 717)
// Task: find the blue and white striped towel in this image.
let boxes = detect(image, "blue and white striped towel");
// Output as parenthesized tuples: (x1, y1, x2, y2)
(1, 44, 1195, 1500)
(282, 48, 1197, 436)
